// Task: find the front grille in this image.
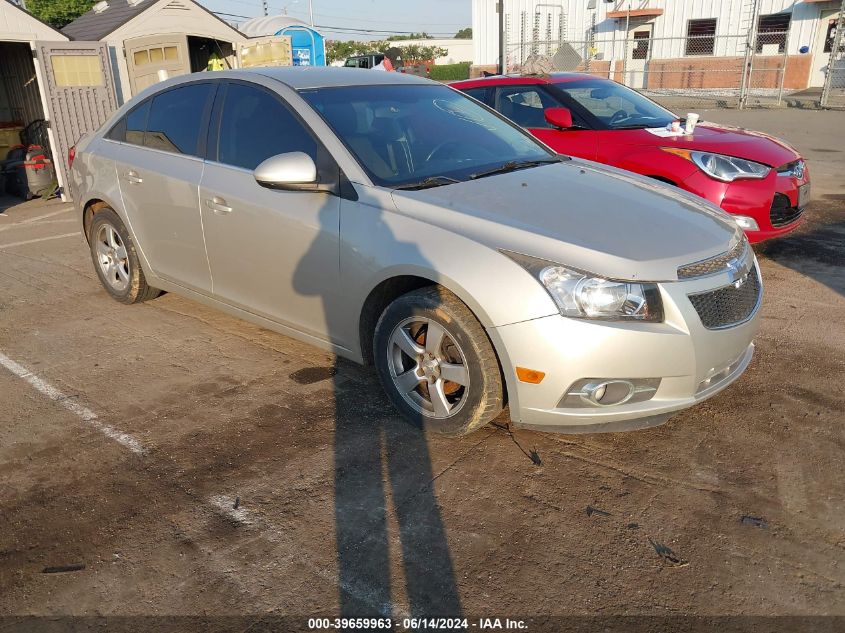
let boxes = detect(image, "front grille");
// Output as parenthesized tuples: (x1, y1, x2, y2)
(688, 266, 761, 329)
(770, 193, 803, 228)
(678, 237, 748, 280)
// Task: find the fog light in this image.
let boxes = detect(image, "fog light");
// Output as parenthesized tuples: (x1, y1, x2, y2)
(733, 215, 759, 231)
(558, 378, 661, 408)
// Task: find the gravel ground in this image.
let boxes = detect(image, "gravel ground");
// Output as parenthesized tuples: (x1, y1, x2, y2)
(0, 110, 843, 633)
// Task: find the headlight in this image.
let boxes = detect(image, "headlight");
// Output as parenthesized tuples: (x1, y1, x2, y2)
(662, 148, 770, 182)
(502, 251, 663, 322)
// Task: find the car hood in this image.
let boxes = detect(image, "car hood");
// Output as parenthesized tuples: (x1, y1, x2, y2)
(390, 159, 743, 282)
(624, 123, 800, 167)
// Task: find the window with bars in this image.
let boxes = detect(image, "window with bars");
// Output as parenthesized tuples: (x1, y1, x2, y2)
(756, 13, 791, 54)
(685, 18, 717, 56)
(632, 31, 650, 60)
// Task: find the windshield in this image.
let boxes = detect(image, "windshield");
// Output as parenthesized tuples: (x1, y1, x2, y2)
(300, 84, 553, 187)
(552, 79, 676, 130)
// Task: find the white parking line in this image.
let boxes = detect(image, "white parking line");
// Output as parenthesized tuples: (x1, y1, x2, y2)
(0, 232, 81, 250)
(0, 207, 73, 232)
(0, 349, 402, 616)
(0, 352, 145, 455)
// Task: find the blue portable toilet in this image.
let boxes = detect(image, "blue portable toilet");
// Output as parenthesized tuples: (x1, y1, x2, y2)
(239, 15, 326, 67)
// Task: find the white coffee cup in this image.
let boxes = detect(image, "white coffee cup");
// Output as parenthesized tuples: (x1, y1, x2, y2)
(685, 113, 699, 134)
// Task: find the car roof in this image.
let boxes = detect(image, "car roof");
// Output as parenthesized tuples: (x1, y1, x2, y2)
(244, 66, 431, 89)
(453, 72, 609, 88)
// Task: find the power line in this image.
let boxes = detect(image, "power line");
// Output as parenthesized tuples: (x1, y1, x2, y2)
(274, 5, 467, 27)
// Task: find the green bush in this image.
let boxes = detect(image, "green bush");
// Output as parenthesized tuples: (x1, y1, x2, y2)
(429, 62, 472, 82)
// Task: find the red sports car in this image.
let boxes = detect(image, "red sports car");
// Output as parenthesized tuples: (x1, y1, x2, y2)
(453, 73, 809, 243)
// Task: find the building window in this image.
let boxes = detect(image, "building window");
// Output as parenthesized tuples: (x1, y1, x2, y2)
(823, 17, 845, 54)
(756, 13, 791, 54)
(632, 31, 650, 60)
(685, 18, 717, 56)
(50, 55, 104, 87)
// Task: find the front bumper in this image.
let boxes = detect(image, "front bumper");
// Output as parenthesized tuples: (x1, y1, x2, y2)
(488, 264, 761, 433)
(682, 164, 810, 243)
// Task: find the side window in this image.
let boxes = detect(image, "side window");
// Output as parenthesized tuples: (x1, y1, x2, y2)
(493, 86, 558, 129)
(144, 83, 213, 156)
(125, 100, 150, 146)
(105, 99, 149, 144)
(217, 83, 318, 171)
(462, 87, 489, 104)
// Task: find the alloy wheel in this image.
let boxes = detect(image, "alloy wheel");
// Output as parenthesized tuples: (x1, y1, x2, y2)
(95, 223, 130, 292)
(387, 317, 470, 419)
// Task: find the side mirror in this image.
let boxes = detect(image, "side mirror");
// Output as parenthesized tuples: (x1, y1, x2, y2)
(545, 107, 573, 130)
(254, 152, 318, 191)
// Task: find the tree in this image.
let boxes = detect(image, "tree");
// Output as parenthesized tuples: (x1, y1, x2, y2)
(326, 39, 448, 65)
(454, 27, 472, 39)
(28, 0, 96, 28)
(325, 39, 374, 64)
(389, 44, 448, 63)
(386, 32, 432, 42)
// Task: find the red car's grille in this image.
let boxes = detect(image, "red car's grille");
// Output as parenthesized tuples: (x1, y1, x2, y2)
(770, 193, 803, 228)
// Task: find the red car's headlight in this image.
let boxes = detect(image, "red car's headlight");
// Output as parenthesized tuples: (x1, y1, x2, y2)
(661, 148, 770, 182)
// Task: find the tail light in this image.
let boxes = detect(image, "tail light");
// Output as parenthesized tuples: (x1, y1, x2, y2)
(68, 146, 76, 168)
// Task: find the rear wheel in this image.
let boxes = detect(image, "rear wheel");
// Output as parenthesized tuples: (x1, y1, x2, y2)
(373, 286, 503, 436)
(89, 207, 159, 304)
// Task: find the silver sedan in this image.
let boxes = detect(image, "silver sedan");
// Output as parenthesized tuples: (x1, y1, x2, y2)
(70, 68, 761, 435)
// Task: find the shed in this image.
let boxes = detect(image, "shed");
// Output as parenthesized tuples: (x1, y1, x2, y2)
(1, 0, 118, 201)
(240, 15, 325, 66)
(62, 0, 248, 101)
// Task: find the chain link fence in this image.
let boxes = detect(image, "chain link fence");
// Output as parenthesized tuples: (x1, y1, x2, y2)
(504, 31, 800, 110)
(499, 0, 845, 110)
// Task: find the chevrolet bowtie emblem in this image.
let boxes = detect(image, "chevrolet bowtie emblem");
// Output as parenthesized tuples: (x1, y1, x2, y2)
(726, 256, 751, 285)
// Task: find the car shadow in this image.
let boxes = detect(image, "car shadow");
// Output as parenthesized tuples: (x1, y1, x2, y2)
(293, 200, 464, 623)
(755, 198, 845, 297)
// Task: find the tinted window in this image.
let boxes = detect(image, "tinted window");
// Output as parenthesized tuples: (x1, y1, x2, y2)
(461, 87, 489, 104)
(144, 83, 213, 156)
(106, 99, 149, 144)
(217, 83, 317, 171)
(493, 86, 559, 128)
(125, 100, 149, 145)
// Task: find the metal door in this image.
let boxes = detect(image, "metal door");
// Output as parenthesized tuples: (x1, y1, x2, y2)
(124, 34, 190, 95)
(33, 40, 118, 202)
(236, 36, 293, 68)
(626, 24, 652, 89)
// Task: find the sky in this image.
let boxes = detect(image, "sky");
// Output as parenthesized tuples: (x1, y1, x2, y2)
(200, 0, 472, 41)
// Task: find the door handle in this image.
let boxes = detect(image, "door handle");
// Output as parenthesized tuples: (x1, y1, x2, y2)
(124, 170, 143, 185)
(205, 197, 232, 215)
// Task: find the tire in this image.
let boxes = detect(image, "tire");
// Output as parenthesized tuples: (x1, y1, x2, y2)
(88, 207, 160, 304)
(373, 285, 504, 436)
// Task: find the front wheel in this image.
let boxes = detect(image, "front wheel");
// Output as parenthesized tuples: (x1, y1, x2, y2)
(373, 286, 504, 436)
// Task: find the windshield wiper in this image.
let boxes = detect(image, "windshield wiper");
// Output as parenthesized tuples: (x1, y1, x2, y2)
(392, 176, 462, 191)
(469, 157, 562, 180)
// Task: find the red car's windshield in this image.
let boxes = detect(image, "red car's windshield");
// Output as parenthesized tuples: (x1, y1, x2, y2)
(550, 79, 677, 130)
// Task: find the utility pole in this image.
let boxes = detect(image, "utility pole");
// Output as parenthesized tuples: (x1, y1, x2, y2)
(498, 0, 505, 74)
(309, 0, 314, 26)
